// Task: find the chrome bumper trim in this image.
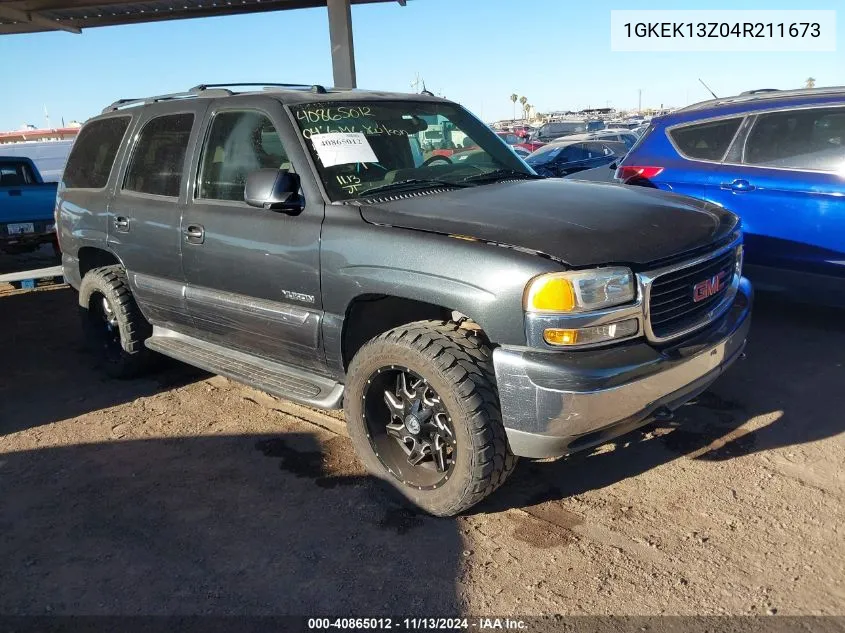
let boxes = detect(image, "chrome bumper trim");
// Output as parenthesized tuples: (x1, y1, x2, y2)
(495, 277, 752, 458)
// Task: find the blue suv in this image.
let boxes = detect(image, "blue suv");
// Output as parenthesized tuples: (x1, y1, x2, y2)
(618, 87, 845, 306)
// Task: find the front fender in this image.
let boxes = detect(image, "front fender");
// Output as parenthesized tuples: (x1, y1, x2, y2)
(320, 208, 561, 348)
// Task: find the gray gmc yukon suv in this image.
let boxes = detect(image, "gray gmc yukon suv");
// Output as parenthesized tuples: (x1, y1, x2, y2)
(57, 83, 752, 516)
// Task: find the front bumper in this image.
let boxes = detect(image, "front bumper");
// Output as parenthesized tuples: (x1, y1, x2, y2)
(494, 277, 753, 458)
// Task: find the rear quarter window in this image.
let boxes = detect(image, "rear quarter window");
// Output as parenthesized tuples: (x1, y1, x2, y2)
(669, 117, 743, 161)
(743, 107, 845, 172)
(62, 117, 131, 189)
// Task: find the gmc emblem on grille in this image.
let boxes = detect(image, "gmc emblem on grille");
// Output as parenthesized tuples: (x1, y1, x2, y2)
(693, 270, 728, 303)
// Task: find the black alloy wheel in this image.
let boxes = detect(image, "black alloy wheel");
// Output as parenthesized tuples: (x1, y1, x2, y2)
(363, 366, 456, 490)
(344, 320, 518, 516)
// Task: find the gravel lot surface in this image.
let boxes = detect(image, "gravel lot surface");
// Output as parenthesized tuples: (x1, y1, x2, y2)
(1, 248, 843, 616)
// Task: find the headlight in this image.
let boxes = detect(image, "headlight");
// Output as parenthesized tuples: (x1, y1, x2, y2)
(524, 268, 636, 313)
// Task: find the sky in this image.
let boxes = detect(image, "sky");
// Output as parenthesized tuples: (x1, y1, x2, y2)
(1, 0, 843, 130)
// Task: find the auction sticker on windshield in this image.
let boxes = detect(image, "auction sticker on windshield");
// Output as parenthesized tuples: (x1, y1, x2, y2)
(311, 132, 378, 167)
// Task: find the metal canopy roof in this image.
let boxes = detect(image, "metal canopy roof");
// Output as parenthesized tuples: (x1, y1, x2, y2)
(0, 0, 398, 34)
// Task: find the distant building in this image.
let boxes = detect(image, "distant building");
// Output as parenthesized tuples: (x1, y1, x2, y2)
(0, 126, 79, 144)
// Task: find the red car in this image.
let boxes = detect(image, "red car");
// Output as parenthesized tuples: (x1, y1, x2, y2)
(509, 125, 534, 138)
(496, 131, 544, 153)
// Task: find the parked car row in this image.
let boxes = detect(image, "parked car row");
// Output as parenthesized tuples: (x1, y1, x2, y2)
(486, 121, 644, 174)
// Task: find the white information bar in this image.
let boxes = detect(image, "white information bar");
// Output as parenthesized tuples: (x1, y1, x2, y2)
(610, 10, 836, 52)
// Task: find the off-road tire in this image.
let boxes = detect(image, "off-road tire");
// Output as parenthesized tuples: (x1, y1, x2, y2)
(345, 320, 518, 516)
(78, 265, 154, 378)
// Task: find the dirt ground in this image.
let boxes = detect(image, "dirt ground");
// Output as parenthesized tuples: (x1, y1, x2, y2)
(1, 248, 843, 616)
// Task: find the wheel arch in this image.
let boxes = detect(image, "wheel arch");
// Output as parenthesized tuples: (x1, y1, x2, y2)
(77, 246, 124, 279)
(340, 294, 470, 371)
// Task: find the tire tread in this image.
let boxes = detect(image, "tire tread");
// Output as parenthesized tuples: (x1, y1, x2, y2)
(78, 264, 154, 378)
(349, 320, 517, 516)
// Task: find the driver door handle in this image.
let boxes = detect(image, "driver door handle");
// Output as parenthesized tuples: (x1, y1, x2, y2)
(721, 179, 756, 192)
(114, 216, 130, 232)
(185, 224, 205, 244)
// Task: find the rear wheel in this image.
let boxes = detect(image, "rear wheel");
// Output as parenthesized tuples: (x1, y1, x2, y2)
(78, 265, 154, 378)
(345, 320, 517, 516)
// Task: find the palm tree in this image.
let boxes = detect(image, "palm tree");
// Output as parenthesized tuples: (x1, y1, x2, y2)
(519, 96, 527, 119)
(510, 94, 518, 122)
(805, 77, 816, 89)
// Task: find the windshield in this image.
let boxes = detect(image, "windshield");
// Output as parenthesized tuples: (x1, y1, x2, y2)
(291, 101, 532, 200)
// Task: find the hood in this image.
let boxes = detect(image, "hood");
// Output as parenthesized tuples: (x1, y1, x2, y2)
(358, 179, 738, 268)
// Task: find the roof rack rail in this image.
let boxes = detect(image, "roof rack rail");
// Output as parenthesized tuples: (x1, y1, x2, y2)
(101, 82, 334, 114)
(101, 87, 232, 113)
(191, 82, 330, 93)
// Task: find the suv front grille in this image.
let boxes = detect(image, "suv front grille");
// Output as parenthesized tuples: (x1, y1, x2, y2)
(647, 248, 737, 340)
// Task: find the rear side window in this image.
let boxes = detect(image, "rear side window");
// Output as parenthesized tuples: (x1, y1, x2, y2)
(560, 144, 588, 162)
(124, 113, 194, 197)
(743, 107, 845, 172)
(583, 142, 612, 158)
(669, 117, 742, 161)
(63, 117, 130, 189)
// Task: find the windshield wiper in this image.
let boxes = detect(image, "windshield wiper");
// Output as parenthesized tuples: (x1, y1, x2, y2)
(356, 178, 470, 198)
(458, 169, 544, 185)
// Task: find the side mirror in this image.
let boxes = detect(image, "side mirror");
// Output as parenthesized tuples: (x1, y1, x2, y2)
(244, 169, 303, 214)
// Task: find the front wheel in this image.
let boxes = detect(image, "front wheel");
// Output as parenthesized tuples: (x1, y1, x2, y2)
(344, 320, 517, 516)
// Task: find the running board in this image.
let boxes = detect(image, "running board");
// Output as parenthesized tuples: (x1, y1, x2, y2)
(145, 327, 344, 409)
